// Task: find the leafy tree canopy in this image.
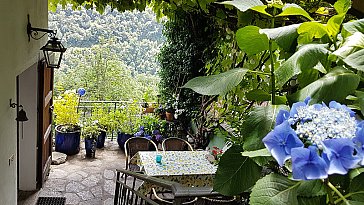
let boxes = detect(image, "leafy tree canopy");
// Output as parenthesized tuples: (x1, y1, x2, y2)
(51, 5, 163, 101)
(49, 0, 217, 19)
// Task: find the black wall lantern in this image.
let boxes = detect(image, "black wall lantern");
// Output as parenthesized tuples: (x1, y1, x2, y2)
(10, 99, 28, 122)
(27, 14, 67, 69)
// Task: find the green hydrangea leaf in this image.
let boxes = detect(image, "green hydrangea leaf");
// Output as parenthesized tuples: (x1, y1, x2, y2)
(334, 0, 351, 14)
(250, 173, 300, 205)
(250, 5, 272, 17)
(236, 26, 269, 56)
(288, 66, 360, 105)
(182, 68, 248, 95)
(241, 148, 271, 157)
(297, 22, 327, 44)
(242, 104, 289, 151)
(333, 32, 364, 59)
(213, 145, 262, 196)
(327, 14, 346, 38)
(275, 44, 329, 88)
(342, 19, 364, 38)
(343, 49, 364, 72)
(246, 89, 271, 101)
(297, 196, 326, 205)
(297, 180, 327, 197)
(277, 4, 313, 21)
(261, 24, 300, 52)
(349, 172, 364, 202)
(217, 0, 263, 12)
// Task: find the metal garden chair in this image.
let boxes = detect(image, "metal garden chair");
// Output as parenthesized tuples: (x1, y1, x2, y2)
(161, 137, 194, 151)
(124, 137, 158, 170)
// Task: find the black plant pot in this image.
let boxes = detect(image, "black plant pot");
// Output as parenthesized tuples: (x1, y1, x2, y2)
(96, 130, 107, 148)
(85, 138, 96, 158)
(55, 125, 81, 155)
(117, 132, 133, 150)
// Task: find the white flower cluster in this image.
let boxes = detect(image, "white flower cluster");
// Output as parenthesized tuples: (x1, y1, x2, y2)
(294, 105, 356, 145)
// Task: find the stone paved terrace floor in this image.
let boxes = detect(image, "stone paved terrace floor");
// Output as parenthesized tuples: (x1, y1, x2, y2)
(18, 140, 126, 205)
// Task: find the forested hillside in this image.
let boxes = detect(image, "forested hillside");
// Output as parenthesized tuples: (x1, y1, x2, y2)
(50, 6, 164, 101)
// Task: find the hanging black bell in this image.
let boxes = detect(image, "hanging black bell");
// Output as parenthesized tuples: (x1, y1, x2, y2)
(16, 108, 28, 122)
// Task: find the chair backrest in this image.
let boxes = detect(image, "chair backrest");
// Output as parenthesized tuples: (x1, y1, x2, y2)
(162, 137, 194, 151)
(124, 137, 158, 170)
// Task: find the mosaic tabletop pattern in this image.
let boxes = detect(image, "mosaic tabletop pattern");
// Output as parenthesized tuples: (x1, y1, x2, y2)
(131, 151, 217, 195)
(134, 151, 217, 176)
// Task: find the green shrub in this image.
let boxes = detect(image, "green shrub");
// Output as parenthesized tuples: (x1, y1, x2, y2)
(53, 90, 81, 132)
(81, 120, 101, 140)
(90, 106, 114, 132)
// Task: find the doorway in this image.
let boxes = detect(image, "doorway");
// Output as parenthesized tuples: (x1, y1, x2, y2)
(17, 60, 53, 192)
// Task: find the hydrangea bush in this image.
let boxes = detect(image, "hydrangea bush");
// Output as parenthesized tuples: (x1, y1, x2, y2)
(263, 97, 363, 180)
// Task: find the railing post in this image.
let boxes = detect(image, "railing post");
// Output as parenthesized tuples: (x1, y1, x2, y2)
(112, 102, 117, 141)
(114, 171, 121, 205)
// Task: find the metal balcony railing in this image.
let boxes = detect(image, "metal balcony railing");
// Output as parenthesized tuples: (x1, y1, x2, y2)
(77, 100, 152, 141)
(114, 169, 232, 205)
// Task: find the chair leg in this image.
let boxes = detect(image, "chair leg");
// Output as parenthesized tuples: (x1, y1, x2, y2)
(125, 158, 129, 170)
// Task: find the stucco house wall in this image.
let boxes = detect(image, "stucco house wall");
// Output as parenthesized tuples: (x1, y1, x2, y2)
(0, 0, 47, 204)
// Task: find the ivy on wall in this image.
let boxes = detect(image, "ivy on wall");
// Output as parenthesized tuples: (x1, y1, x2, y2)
(157, 9, 218, 147)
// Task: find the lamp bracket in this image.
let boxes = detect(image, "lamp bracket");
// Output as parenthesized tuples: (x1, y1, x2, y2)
(27, 14, 56, 41)
(9, 99, 23, 108)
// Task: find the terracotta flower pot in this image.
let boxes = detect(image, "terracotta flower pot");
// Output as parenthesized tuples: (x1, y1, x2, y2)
(144, 107, 155, 113)
(165, 112, 174, 121)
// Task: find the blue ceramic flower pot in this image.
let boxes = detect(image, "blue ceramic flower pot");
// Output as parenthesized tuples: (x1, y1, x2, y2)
(96, 130, 106, 148)
(117, 132, 132, 150)
(85, 137, 96, 158)
(55, 125, 81, 155)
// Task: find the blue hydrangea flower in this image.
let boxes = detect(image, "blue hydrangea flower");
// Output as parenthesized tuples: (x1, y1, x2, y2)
(353, 121, 364, 165)
(304, 96, 311, 105)
(263, 121, 304, 166)
(312, 103, 323, 110)
(144, 134, 152, 140)
(291, 146, 328, 180)
(263, 97, 364, 180)
(275, 110, 290, 126)
(322, 138, 361, 175)
(290, 101, 307, 119)
(329, 101, 355, 117)
(294, 101, 356, 145)
(134, 126, 145, 137)
(155, 134, 163, 142)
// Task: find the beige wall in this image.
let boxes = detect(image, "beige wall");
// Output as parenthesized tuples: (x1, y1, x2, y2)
(0, 0, 47, 204)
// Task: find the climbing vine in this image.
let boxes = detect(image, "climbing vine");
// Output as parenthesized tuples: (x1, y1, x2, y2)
(157, 9, 218, 148)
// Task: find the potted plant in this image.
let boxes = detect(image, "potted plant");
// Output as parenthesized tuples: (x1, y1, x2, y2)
(154, 104, 166, 119)
(165, 102, 175, 122)
(53, 91, 81, 155)
(135, 114, 156, 140)
(144, 104, 155, 114)
(81, 120, 100, 158)
(115, 108, 130, 149)
(91, 107, 111, 148)
(116, 100, 141, 149)
(143, 89, 159, 113)
(96, 123, 107, 149)
(136, 115, 166, 145)
(142, 98, 155, 114)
